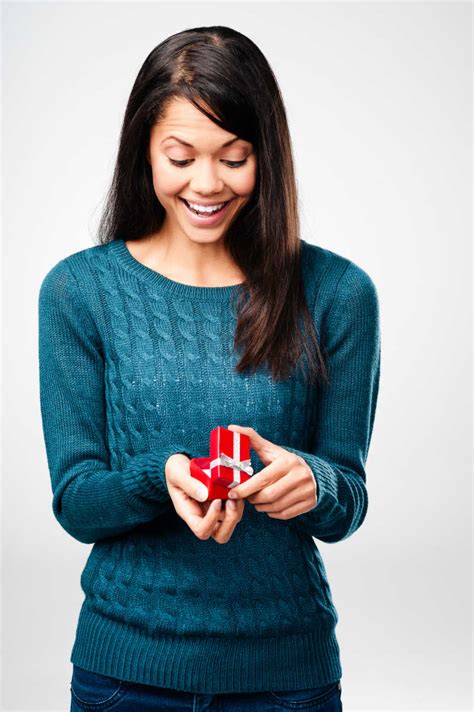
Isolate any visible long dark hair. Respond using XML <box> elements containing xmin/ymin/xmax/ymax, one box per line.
<box><xmin>97</xmin><ymin>26</ymin><xmax>328</xmax><ymax>387</ymax></box>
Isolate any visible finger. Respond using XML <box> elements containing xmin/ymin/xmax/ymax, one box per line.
<box><xmin>247</xmin><ymin>468</ymin><xmax>310</xmax><ymax>505</ymax></box>
<box><xmin>226</xmin><ymin>424</ymin><xmax>265</xmax><ymax>448</ymax></box>
<box><xmin>252</xmin><ymin>488</ymin><xmax>308</xmax><ymax>512</ymax></box>
<box><xmin>227</xmin><ymin>425</ymin><xmax>283</xmax><ymax>463</ymax></box>
<box><xmin>211</xmin><ymin>498</ymin><xmax>242</xmax><ymax>533</ymax></box>
<box><xmin>176</xmin><ymin>498</ymin><xmax>220</xmax><ymax>539</ymax></box>
<box><xmin>171</xmin><ymin>488</ymin><xmax>207</xmax><ymax>527</ymax></box>
<box><xmin>228</xmin><ymin>452</ymin><xmax>295</xmax><ymax>500</ymax></box>
<box><xmin>171</xmin><ymin>491</ymin><xmax>222</xmax><ymax>540</ymax></box>
<box><xmin>211</xmin><ymin>499</ymin><xmax>244</xmax><ymax>544</ymax></box>
<box><xmin>195</xmin><ymin>499</ymin><xmax>226</xmax><ymax>539</ymax></box>
<box><xmin>266</xmin><ymin>499</ymin><xmax>312</xmax><ymax>520</ymax></box>
<box><xmin>168</xmin><ymin>464</ymin><xmax>209</xmax><ymax>503</ymax></box>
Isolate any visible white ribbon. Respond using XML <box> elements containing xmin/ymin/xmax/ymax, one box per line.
<box><xmin>209</xmin><ymin>431</ymin><xmax>254</xmax><ymax>485</ymax></box>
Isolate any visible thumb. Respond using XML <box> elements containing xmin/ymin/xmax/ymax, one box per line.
<box><xmin>192</xmin><ymin>482</ymin><xmax>209</xmax><ymax>502</ymax></box>
<box><xmin>166</xmin><ymin>457</ymin><xmax>209</xmax><ymax>502</ymax></box>
<box><xmin>227</xmin><ymin>424</ymin><xmax>283</xmax><ymax>466</ymax></box>
<box><xmin>183</xmin><ymin>476</ymin><xmax>209</xmax><ymax>502</ymax></box>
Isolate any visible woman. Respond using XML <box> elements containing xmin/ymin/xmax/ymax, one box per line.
<box><xmin>38</xmin><ymin>25</ymin><xmax>381</xmax><ymax>711</ymax></box>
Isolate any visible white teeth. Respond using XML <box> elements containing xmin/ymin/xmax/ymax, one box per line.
<box><xmin>186</xmin><ymin>200</ymin><xmax>226</xmax><ymax>214</ymax></box>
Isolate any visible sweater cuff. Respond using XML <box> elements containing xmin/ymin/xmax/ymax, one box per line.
<box><xmin>121</xmin><ymin>445</ymin><xmax>193</xmax><ymax>503</ymax></box>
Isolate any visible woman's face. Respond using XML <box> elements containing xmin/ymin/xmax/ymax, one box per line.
<box><xmin>147</xmin><ymin>97</ymin><xmax>257</xmax><ymax>245</ymax></box>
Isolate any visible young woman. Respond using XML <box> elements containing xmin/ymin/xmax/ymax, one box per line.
<box><xmin>38</xmin><ymin>25</ymin><xmax>381</xmax><ymax>712</ymax></box>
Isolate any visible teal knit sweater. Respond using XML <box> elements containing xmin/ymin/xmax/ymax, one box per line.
<box><xmin>38</xmin><ymin>237</ymin><xmax>381</xmax><ymax>694</ymax></box>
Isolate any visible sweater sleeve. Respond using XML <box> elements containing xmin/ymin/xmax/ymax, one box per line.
<box><xmin>38</xmin><ymin>258</ymin><xmax>192</xmax><ymax>544</ymax></box>
<box><xmin>281</xmin><ymin>260</ymin><xmax>381</xmax><ymax>543</ymax></box>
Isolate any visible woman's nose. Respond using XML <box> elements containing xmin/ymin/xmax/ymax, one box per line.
<box><xmin>189</xmin><ymin>159</ymin><xmax>224</xmax><ymax>194</ymax></box>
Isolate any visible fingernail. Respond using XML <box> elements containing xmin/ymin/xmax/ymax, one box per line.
<box><xmin>227</xmin><ymin>499</ymin><xmax>237</xmax><ymax>510</ymax></box>
<box><xmin>228</xmin><ymin>491</ymin><xmax>237</xmax><ymax>499</ymax></box>
<box><xmin>197</xmin><ymin>486</ymin><xmax>208</xmax><ymax>501</ymax></box>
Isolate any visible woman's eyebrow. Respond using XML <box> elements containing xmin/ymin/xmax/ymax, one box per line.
<box><xmin>161</xmin><ymin>135</ymin><xmax>240</xmax><ymax>148</ymax></box>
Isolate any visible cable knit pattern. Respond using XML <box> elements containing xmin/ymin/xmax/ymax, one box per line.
<box><xmin>38</xmin><ymin>237</ymin><xmax>381</xmax><ymax>694</ymax></box>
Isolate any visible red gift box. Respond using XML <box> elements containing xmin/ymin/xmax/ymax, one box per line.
<box><xmin>190</xmin><ymin>426</ymin><xmax>254</xmax><ymax>500</ymax></box>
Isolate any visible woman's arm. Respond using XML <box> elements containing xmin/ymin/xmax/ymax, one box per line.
<box><xmin>38</xmin><ymin>258</ymin><xmax>191</xmax><ymax>544</ymax></box>
<box><xmin>282</xmin><ymin>260</ymin><xmax>381</xmax><ymax>543</ymax></box>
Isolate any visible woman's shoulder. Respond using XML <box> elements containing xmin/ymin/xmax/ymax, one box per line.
<box><xmin>38</xmin><ymin>243</ymin><xmax>118</xmax><ymax>343</ymax></box>
<box><xmin>301</xmin><ymin>237</ymin><xmax>349</xmax><ymax>275</ymax></box>
<box><xmin>300</xmin><ymin>238</ymin><xmax>379</xmax><ymax>312</ymax></box>
<box><xmin>38</xmin><ymin>243</ymin><xmax>116</xmax><ymax>328</ymax></box>
<box><xmin>39</xmin><ymin>241</ymin><xmax>113</xmax><ymax>288</ymax></box>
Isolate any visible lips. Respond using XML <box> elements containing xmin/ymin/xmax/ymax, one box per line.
<box><xmin>179</xmin><ymin>197</ymin><xmax>232</xmax><ymax>211</ymax></box>
<box><xmin>179</xmin><ymin>196</ymin><xmax>235</xmax><ymax>226</ymax></box>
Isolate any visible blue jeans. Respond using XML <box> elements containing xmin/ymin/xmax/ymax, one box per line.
<box><xmin>70</xmin><ymin>664</ymin><xmax>343</xmax><ymax>711</ymax></box>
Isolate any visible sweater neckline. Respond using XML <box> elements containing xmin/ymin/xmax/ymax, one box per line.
<box><xmin>110</xmin><ymin>238</ymin><xmax>246</xmax><ymax>301</ymax></box>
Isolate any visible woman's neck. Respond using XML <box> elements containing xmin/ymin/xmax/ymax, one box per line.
<box><xmin>124</xmin><ymin>234</ymin><xmax>245</xmax><ymax>288</ymax></box>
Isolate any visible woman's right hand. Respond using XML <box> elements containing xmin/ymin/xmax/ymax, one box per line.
<box><xmin>165</xmin><ymin>453</ymin><xmax>244</xmax><ymax>543</ymax></box>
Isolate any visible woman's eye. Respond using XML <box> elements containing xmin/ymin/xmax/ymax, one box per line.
<box><xmin>168</xmin><ymin>159</ymin><xmax>192</xmax><ymax>167</ymax></box>
<box><xmin>224</xmin><ymin>159</ymin><xmax>247</xmax><ymax>168</ymax></box>
<box><xmin>167</xmin><ymin>158</ymin><xmax>247</xmax><ymax>169</ymax></box>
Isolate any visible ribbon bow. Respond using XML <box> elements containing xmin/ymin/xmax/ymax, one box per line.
<box><xmin>219</xmin><ymin>453</ymin><xmax>254</xmax><ymax>476</ymax></box>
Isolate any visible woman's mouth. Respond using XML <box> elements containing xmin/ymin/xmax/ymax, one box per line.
<box><xmin>179</xmin><ymin>197</ymin><xmax>234</xmax><ymax>226</ymax></box>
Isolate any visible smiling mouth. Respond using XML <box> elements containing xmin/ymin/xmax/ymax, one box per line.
<box><xmin>179</xmin><ymin>197</ymin><xmax>233</xmax><ymax>215</ymax></box>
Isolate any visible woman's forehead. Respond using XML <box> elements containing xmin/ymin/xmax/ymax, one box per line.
<box><xmin>151</xmin><ymin>99</ymin><xmax>250</xmax><ymax>150</ymax></box>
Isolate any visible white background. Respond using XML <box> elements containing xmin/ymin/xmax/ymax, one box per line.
<box><xmin>2</xmin><ymin>1</ymin><xmax>472</xmax><ymax>710</ymax></box>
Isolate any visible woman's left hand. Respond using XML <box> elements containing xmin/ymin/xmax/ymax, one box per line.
<box><xmin>226</xmin><ymin>425</ymin><xmax>318</xmax><ymax>520</ymax></box>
